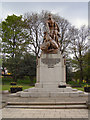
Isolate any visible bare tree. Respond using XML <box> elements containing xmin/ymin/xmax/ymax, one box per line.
<box><xmin>24</xmin><ymin>12</ymin><xmax>43</xmax><ymax>57</ymax></box>
<box><xmin>24</xmin><ymin>11</ymin><xmax>74</xmax><ymax>57</ymax></box>
<box><xmin>70</xmin><ymin>25</ymin><xmax>88</xmax><ymax>83</ymax></box>
<box><xmin>52</xmin><ymin>14</ymin><xmax>73</xmax><ymax>55</ymax></box>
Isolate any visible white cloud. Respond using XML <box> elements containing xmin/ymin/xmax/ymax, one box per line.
<box><xmin>1</xmin><ymin>2</ymin><xmax>88</xmax><ymax>28</ymax></box>
<box><xmin>74</xmin><ymin>18</ymin><xmax>88</xmax><ymax>28</ymax></box>
<box><xmin>66</xmin><ymin>17</ymin><xmax>88</xmax><ymax>28</ymax></box>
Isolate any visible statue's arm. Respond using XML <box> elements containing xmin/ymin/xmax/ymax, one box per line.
<box><xmin>56</xmin><ymin>23</ymin><xmax>60</xmax><ymax>32</ymax></box>
<box><xmin>46</xmin><ymin>21</ymin><xmax>50</xmax><ymax>33</ymax></box>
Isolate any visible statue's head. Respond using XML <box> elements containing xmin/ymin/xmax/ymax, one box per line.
<box><xmin>48</xmin><ymin>14</ymin><xmax>52</xmax><ymax>20</ymax></box>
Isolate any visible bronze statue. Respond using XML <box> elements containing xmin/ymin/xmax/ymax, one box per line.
<box><xmin>41</xmin><ymin>14</ymin><xmax>60</xmax><ymax>53</ymax></box>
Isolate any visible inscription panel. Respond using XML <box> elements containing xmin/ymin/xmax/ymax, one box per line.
<box><xmin>41</xmin><ymin>58</ymin><xmax>60</xmax><ymax>68</ymax></box>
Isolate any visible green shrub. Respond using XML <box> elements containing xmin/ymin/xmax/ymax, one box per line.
<box><xmin>2</xmin><ymin>76</ymin><xmax>36</xmax><ymax>86</ymax></box>
<box><xmin>84</xmin><ymin>85</ymin><xmax>90</xmax><ymax>87</ymax></box>
<box><xmin>68</xmin><ymin>80</ymin><xmax>89</xmax><ymax>87</ymax></box>
<box><xmin>68</xmin><ymin>81</ymin><xmax>80</xmax><ymax>86</ymax></box>
<box><xmin>2</xmin><ymin>76</ymin><xmax>12</xmax><ymax>85</ymax></box>
<box><xmin>10</xmin><ymin>82</ymin><xmax>16</xmax><ymax>85</ymax></box>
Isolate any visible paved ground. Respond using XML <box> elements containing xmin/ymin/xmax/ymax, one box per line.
<box><xmin>2</xmin><ymin>108</ymin><xmax>89</xmax><ymax>118</ymax></box>
<box><xmin>1</xmin><ymin>93</ymin><xmax>89</xmax><ymax>119</ymax></box>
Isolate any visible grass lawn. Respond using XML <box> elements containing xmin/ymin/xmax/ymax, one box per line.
<box><xmin>1</xmin><ymin>76</ymin><xmax>85</xmax><ymax>92</ymax></box>
<box><xmin>72</xmin><ymin>87</ymin><xmax>84</xmax><ymax>91</ymax></box>
<box><xmin>2</xmin><ymin>86</ymin><xmax>84</xmax><ymax>91</ymax></box>
<box><xmin>1</xmin><ymin>76</ymin><xmax>35</xmax><ymax>91</ymax></box>
<box><xmin>1</xmin><ymin>84</ymin><xmax>33</xmax><ymax>91</ymax></box>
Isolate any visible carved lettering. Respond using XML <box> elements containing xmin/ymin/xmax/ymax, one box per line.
<box><xmin>41</xmin><ymin>58</ymin><xmax>60</xmax><ymax>68</ymax></box>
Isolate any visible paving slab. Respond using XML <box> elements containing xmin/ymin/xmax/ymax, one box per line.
<box><xmin>2</xmin><ymin>108</ymin><xmax>88</xmax><ymax>118</ymax></box>
<box><xmin>1</xmin><ymin>93</ymin><xmax>89</xmax><ymax>119</ymax></box>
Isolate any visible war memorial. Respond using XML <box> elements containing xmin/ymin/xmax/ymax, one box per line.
<box><xmin>2</xmin><ymin>14</ymin><xmax>89</xmax><ymax>119</ymax></box>
<box><xmin>11</xmin><ymin>14</ymin><xmax>88</xmax><ymax>98</ymax></box>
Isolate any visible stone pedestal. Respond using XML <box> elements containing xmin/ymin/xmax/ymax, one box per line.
<box><xmin>36</xmin><ymin>51</ymin><xmax>66</xmax><ymax>89</ymax></box>
<box><xmin>14</xmin><ymin>51</ymin><xmax>87</xmax><ymax>98</ymax></box>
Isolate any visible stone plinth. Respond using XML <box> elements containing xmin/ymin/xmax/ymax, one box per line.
<box><xmin>36</xmin><ymin>51</ymin><xmax>66</xmax><ymax>89</ymax></box>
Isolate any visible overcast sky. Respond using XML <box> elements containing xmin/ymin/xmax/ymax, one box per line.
<box><xmin>1</xmin><ymin>2</ymin><xmax>88</xmax><ymax>28</ymax></box>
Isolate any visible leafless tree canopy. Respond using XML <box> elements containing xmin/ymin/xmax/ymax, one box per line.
<box><xmin>23</xmin><ymin>11</ymin><xmax>78</xmax><ymax>57</ymax></box>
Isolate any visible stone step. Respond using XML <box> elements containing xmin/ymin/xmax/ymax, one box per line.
<box><xmin>1</xmin><ymin>100</ymin><xmax>7</xmax><ymax>108</ymax></box>
<box><xmin>8</xmin><ymin>93</ymin><xmax>21</xmax><ymax>97</ymax></box>
<box><xmin>9</xmin><ymin>91</ymin><xmax>87</xmax><ymax>98</ymax></box>
<box><xmin>20</xmin><ymin>91</ymin><xmax>85</xmax><ymax>98</ymax></box>
<box><xmin>7</xmin><ymin>101</ymin><xmax>86</xmax><ymax>105</ymax></box>
<box><xmin>2</xmin><ymin>103</ymin><xmax>7</xmax><ymax>108</ymax></box>
<box><xmin>6</xmin><ymin>104</ymin><xmax>88</xmax><ymax>109</ymax></box>
<box><xmin>27</xmin><ymin>87</ymin><xmax>73</xmax><ymax>92</ymax></box>
<box><xmin>72</xmin><ymin>89</ymin><xmax>78</xmax><ymax>91</ymax></box>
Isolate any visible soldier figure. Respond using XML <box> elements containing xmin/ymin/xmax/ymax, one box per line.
<box><xmin>41</xmin><ymin>14</ymin><xmax>60</xmax><ymax>53</ymax></box>
<box><xmin>46</xmin><ymin>14</ymin><xmax>60</xmax><ymax>36</ymax></box>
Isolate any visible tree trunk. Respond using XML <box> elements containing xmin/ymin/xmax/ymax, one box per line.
<box><xmin>13</xmin><ymin>75</ymin><xmax>17</xmax><ymax>83</ymax></box>
<box><xmin>79</xmin><ymin>62</ymin><xmax>83</xmax><ymax>84</ymax></box>
<box><xmin>29</xmin><ymin>76</ymin><xmax>34</xmax><ymax>86</ymax></box>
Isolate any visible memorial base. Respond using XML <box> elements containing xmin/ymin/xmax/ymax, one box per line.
<box><xmin>36</xmin><ymin>51</ymin><xmax>66</xmax><ymax>89</ymax></box>
<box><xmin>13</xmin><ymin>52</ymin><xmax>87</xmax><ymax>98</ymax></box>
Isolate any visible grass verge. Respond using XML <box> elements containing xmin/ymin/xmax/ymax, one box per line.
<box><xmin>72</xmin><ymin>87</ymin><xmax>84</xmax><ymax>91</ymax></box>
<box><xmin>1</xmin><ymin>84</ymin><xmax>33</xmax><ymax>91</ymax></box>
